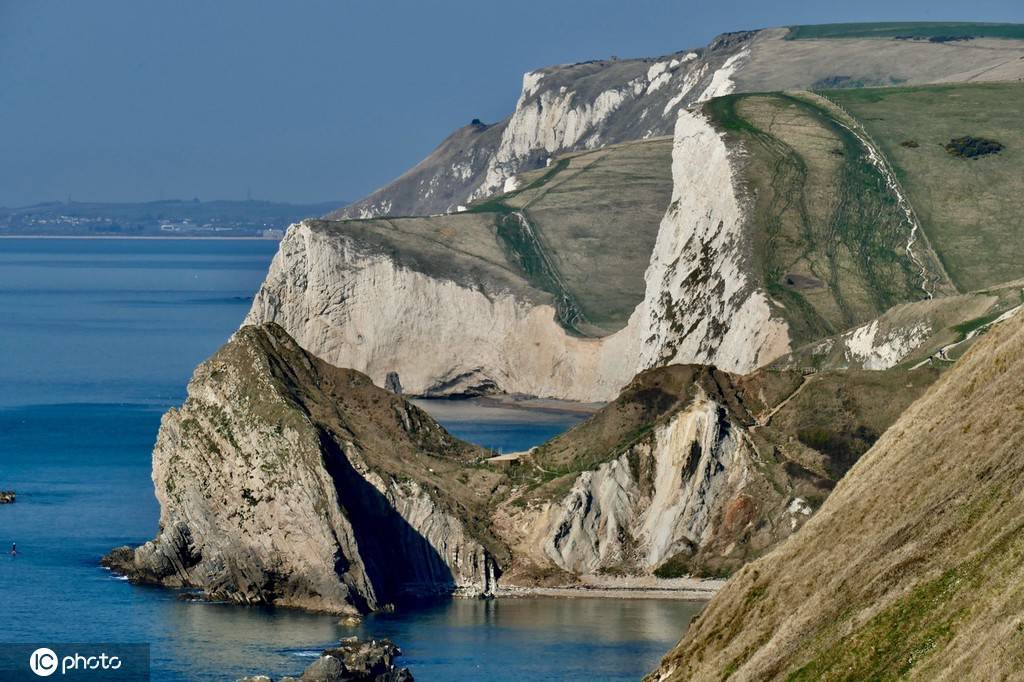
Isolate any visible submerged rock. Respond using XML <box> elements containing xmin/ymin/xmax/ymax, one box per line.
<box><xmin>238</xmin><ymin>637</ymin><xmax>412</xmax><ymax>682</ymax></box>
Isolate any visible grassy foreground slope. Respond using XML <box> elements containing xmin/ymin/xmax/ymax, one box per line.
<box><xmin>829</xmin><ymin>83</ymin><xmax>1024</xmax><ymax>291</ymax></box>
<box><xmin>646</xmin><ymin>312</ymin><xmax>1024</xmax><ymax>681</ymax></box>
<box><xmin>786</xmin><ymin>21</ymin><xmax>1024</xmax><ymax>41</ymax></box>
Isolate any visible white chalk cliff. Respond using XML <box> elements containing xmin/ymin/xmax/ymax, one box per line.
<box><xmin>247</xmin><ymin>110</ymin><xmax>791</xmax><ymax>402</ymax></box>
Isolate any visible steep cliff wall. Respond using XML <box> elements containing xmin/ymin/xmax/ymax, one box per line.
<box><xmin>539</xmin><ymin>394</ymin><xmax>756</xmax><ymax>576</ymax></box>
<box><xmin>631</xmin><ymin>109</ymin><xmax>790</xmax><ymax>372</ymax></box>
<box><xmin>103</xmin><ymin>324</ymin><xmax>504</xmax><ymax>614</ymax></box>
<box><xmin>105</xmin><ymin>325</ymin><xmax>940</xmax><ymax>614</ymax></box>
<box><xmin>249</xmin><ymin>110</ymin><xmax>790</xmax><ymax>401</ymax></box>
<box><xmin>333</xmin><ymin>31</ymin><xmax>756</xmax><ymax>219</ymax></box>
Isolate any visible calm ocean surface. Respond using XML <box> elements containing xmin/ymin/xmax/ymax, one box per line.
<box><xmin>0</xmin><ymin>238</ymin><xmax>699</xmax><ymax>681</ymax></box>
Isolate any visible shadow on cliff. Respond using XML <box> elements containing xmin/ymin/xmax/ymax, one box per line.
<box><xmin>318</xmin><ymin>430</ymin><xmax>457</xmax><ymax>611</ymax></box>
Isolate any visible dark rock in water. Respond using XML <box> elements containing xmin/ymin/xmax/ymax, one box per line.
<box><xmin>238</xmin><ymin>637</ymin><xmax>412</xmax><ymax>682</ymax></box>
<box><xmin>384</xmin><ymin>371</ymin><xmax>403</xmax><ymax>395</ymax></box>
<box><xmin>0</xmin><ymin>491</ymin><xmax>15</xmax><ymax>504</ymax></box>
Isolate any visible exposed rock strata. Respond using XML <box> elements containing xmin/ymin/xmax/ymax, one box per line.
<box><xmin>334</xmin><ymin>33</ymin><xmax>756</xmax><ymax>219</ymax></box>
<box><xmin>491</xmin><ymin>363</ymin><xmax>936</xmax><ymax>581</ymax></box>
<box><xmin>104</xmin><ymin>320</ymin><xmax>941</xmax><ymax>616</ymax></box>
<box><xmin>103</xmin><ymin>323</ymin><xmax>504</xmax><ymax>614</ymax></box>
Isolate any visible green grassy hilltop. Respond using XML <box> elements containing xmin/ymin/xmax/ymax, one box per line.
<box><xmin>786</xmin><ymin>21</ymin><xmax>1024</xmax><ymax>41</ymax></box>
<box><xmin>828</xmin><ymin>82</ymin><xmax>1024</xmax><ymax>291</ymax></box>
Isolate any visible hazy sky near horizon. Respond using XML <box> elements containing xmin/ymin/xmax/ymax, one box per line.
<box><xmin>3</xmin><ymin>0</ymin><xmax>1023</xmax><ymax>207</ymax></box>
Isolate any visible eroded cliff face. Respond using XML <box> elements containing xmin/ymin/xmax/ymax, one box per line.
<box><xmin>631</xmin><ymin>109</ymin><xmax>790</xmax><ymax>372</ymax></box>
<box><xmin>103</xmin><ymin>324</ymin><xmax>503</xmax><ymax>614</ymax></box>
<box><xmin>539</xmin><ymin>394</ymin><xmax>754</xmax><ymax>575</ymax></box>
<box><xmin>244</xmin><ymin>222</ymin><xmax>634</xmax><ymax>400</ymax></box>
<box><xmin>248</xmin><ymin>110</ymin><xmax>790</xmax><ymax>402</ymax></box>
<box><xmin>333</xmin><ymin>27</ymin><xmax>1024</xmax><ymax>221</ymax></box>
<box><xmin>105</xmin><ymin>324</ymin><xmax>936</xmax><ymax>613</ymax></box>
<box><xmin>334</xmin><ymin>32</ymin><xmax>757</xmax><ymax>219</ymax></box>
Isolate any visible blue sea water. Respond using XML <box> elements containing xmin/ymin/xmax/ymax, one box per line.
<box><xmin>0</xmin><ymin>238</ymin><xmax>700</xmax><ymax>681</ymax></box>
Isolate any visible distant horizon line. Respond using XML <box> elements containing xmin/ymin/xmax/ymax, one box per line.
<box><xmin>2</xmin><ymin>197</ymin><xmax>349</xmax><ymax>210</ymax></box>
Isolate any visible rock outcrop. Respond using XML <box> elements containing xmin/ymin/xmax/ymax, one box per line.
<box><xmin>105</xmin><ymin>321</ymin><xmax>942</xmax><ymax>612</ymax></box>
<box><xmin>103</xmin><ymin>323</ymin><xmax>504</xmax><ymax>614</ymax></box>
<box><xmin>239</xmin><ymin>637</ymin><xmax>412</xmax><ymax>682</ymax></box>
<box><xmin>333</xmin><ymin>33</ymin><xmax>753</xmax><ymax>219</ymax></box>
<box><xmin>646</xmin><ymin>313</ymin><xmax>1024</xmax><ymax>681</ymax></box>
<box><xmin>491</xmin><ymin>362</ymin><xmax>938</xmax><ymax>581</ymax></box>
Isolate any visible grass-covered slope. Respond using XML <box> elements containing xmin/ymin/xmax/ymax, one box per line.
<box><xmin>786</xmin><ymin>22</ymin><xmax>1024</xmax><ymax>41</ymax></box>
<box><xmin>647</xmin><ymin>312</ymin><xmax>1024</xmax><ymax>681</ymax></box>
<box><xmin>468</xmin><ymin>138</ymin><xmax>673</xmax><ymax>335</ymax></box>
<box><xmin>828</xmin><ymin>82</ymin><xmax>1024</xmax><ymax>292</ymax></box>
<box><xmin>704</xmin><ymin>92</ymin><xmax>951</xmax><ymax>347</ymax></box>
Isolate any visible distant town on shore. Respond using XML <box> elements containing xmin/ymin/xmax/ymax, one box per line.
<box><xmin>0</xmin><ymin>198</ymin><xmax>345</xmax><ymax>238</ymax></box>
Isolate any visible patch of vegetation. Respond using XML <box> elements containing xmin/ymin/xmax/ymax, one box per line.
<box><xmin>951</xmin><ymin>310</ymin><xmax>1005</xmax><ymax>341</ymax></box>
<box><xmin>465</xmin><ymin>159</ymin><xmax>570</xmax><ymax>215</ymax></box>
<box><xmin>786</xmin><ymin>22</ymin><xmax>1024</xmax><ymax>41</ymax></box>
<box><xmin>705</xmin><ymin>95</ymin><xmax>763</xmax><ymax>135</ymax></box>
<box><xmin>492</xmin><ymin>208</ymin><xmax>585</xmax><ymax>333</ymax></box>
<box><xmin>786</xmin><ymin>567</ymin><xmax>964</xmax><ymax>681</ymax></box>
<box><xmin>797</xmin><ymin>425</ymin><xmax>879</xmax><ymax>475</ymax></box>
<box><xmin>944</xmin><ymin>136</ymin><xmax>1004</xmax><ymax>159</ymax></box>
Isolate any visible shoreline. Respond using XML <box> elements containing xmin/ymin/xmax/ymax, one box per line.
<box><xmin>495</xmin><ymin>576</ymin><xmax>725</xmax><ymax>602</ymax></box>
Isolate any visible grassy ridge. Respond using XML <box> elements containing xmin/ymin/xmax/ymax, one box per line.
<box><xmin>786</xmin><ymin>22</ymin><xmax>1024</xmax><ymax>41</ymax></box>
<box><xmin>706</xmin><ymin>92</ymin><xmax>926</xmax><ymax>346</ymax></box>
<box><xmin>829</xmin><ymin>82</ymin><xmax>1024</xmax><ymax>291</ymax></box>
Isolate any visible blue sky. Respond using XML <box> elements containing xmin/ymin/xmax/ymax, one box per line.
<box><xmin>2</xmin><ymin>0</ymin><xmax>1022</xmax><ymax>206</ymax></box>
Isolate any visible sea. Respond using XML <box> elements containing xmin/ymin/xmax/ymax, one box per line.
<box><xmin>0</xmin><ymin>238</ymin><xmax>701</xmax><ymax>681</ymax></box>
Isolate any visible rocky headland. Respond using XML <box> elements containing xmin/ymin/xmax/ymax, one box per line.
<box><xmin>105</xmin><ymin>321</ymin><xmax>939</xmax><ymax>609</ymax></box>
